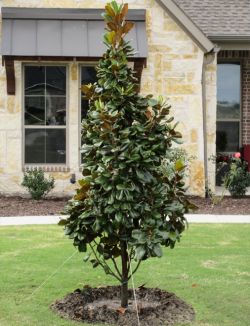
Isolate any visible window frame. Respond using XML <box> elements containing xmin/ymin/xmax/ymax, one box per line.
<box><xmin>78</xmin><ymin>62</ymin><xmax>98</xmax><ymax>167</ymax></box>
<box><xmin>216</xmin><ymin>60</ymin><xmax>242</xmax><ymax>154</ymax></box>
<box><xmin>22</xmin><ymin>63</ymin><xmax>69</xmax><ymax>169</ymax></box>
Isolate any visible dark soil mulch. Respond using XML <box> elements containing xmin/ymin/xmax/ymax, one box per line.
<box><xmin>0</xmin><ymin>196</ymin><xmax>69</xmax><ymax>217</ymax></box>
<box><xmin>0</xmin><ymin>195</ymin><xmax>250</xmax><ymax>216</ymax></box>
<box><xmin>191</xmin><ymin>196</ymin><xmax>250</xmax><ymax>215</ymax></box>
<box><xmin>51</xmin><ymin>286</ymin><xmax>195</xmax><ymax>326</ymax></box>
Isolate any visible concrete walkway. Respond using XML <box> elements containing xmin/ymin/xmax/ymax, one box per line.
<box><xmin>0</xmin><ymin>215</ymin><xmax>62</xmax><ymax>226</ymax></box>
<box><xmin>187</xmin><ymin>214</ymin><xmax>250</xmax><ymax>223</ymax></box>
<box><xmin>0</xmin><ymin>214</ymin><xmax>250</xmax><ymax>226</ymax></box>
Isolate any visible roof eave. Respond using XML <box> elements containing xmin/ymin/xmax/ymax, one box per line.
<box><xmin>209</xmin><ymin>35</ymin><xmax>250</xmax><ymax>42</ymax></box>
<box><xmin>2</xmin><ymin>7</ymin><xmax>146</xmax><ymax>21</ymax></box>
<box><xmin>157</xmin><ymin>0</ymin><xmax>214</xmax><ymax>53</ymax></box>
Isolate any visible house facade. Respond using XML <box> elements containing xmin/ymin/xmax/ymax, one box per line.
<box><xmin>0</xmin><ymin>0</ymin><xmax>249</xmax><ymax>197</ymax></box>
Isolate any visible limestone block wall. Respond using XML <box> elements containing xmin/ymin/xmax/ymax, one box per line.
<box><xmin>204</xmin><ymin>53</ymin><xmax>217</xmax><ymax>192</ymax></box>
<box><xmin>0</xmin><ymin>0</ymin><xmax>206</xmax><ymax>197</ymax></box>
<box><xmin>141</xmin><ymin>3</ymin><xmax>205</xmax><ymax>196</ymax></box>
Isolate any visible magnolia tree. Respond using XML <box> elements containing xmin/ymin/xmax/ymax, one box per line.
<box><xmin>60</xmin><ymin>1</ymin><xmax>193</xmax><ymax>308</ymax></box>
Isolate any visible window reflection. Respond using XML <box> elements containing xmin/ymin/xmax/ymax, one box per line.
<box><xmin>25</xmin><ymin>97</ymin><xmax>45</xmax><ymax>125</ymax></box>
<box><xmin>81</xmin><ymin>99</ymin><xmax>89</xmax><ymax>119</ymax></box>
<box><xmin>81</xmin><ymin>66</ymin><xmax>97</xmax><ymax>122</ymax></box>
<box><xmin>25</xmin><ymin>129</ymin><xmax>66</xmax><ymax>164</ymax></box>
<box><xmin>46</xmin><ymin>129</ymin><xmax>66</xmax><ymax>163</ymax></box>
<box><xmin>25</xmin><ymin>129</ymin><xmax>46</xmax><ymax>163</ymax></box>
<box><xmin>24</xmin><ymin>65</ymin><xmax>67</xmax><ymax>164</ymax></box>
<box><xmin>25</xmin><ymin>66</ymin><xmax>45</xmax><ymax>96</ymax></box>
<box><xmin>80</xmin><ymin>66</ymin><xmax>97</xmax><ymax>163</ymax></box>
<box><xmin>216</xmin><ymin>63</ymin><xmax>241</xmax><ymax>154</ymax></box>
<box><xmin>46</xmin><ymin>97</ymin><xmax>66</xmax><ymax>125</ymax></box>
<box><xmin>46</xmin><ymin>66</ymin><xmax>66</xmax><ymax>95</ymax></box>
<box><xmin>216</xmin><ymin>122</ymin><xmax>240</xmax><ymax>152</ymax></box>
<box><xmin>217</xmin><ymin>63</ymin><xmax>240</xmax><ymax>119</ymax></box>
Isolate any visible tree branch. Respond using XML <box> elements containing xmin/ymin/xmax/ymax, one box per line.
<box><xmin>128</xmin><ymin>260</ymin><xmax>142</xmax><ymax>280</ymax></box>
<box><xmin>89</xmin><ymin>243</ymin><xmax>122</xmax><ymax>282</ymax></box>
<box><xmin>111</xmin><ymin>256</ymin><xmax>122</xmax><ymax>278</ymax></box>
<box><xmin>129</xmin><ymin>247</ymin><xmax>135</xmax><ymax>261</ymax></box>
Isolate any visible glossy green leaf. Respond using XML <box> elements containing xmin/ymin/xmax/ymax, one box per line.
<box><xmin>90</xmin><ymin>259</ymin><xmax>99</xmax><ymax>268</ymax></box>
<box><xmin>83</xmin><ymin>253</ymin><xmax>91</xmax><ymax>262</ymax></box>
<box><xmin>175</xmin><ymin>159</ymin><xmax>185</xmax><ymax>171</ymax></box>
<box><xmin>78</xmin><ymin>242</ymin><xmax>87</xmax><ymax>252</ymax></box>
<box><xmin>152</xmin><ymin>244</ymin><xmax>162</xmax><ymax>257</ymax></box>
<box><xmin>115</xmin><ymin>212</ymin><xmax>123</xmax><ymax>222</ymax></box>
<box><xmin>135</xmin><ymin>246</ymin><xmax>146</xmax><ymax>260</ymax></box>
<box><xmin>58</xmin><ymin>219</ymin><xmax>67</xmax><ymax>226</ymax></box>
<box><xmin>148</xmin><ymin>98</ymin><xmax>158</xmax><ymax>107</ymax></box>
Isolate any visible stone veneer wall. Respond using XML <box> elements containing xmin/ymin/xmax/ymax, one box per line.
<box><xmin>0</xmin><ymin>0</ymin><xmax>206</xmax><ymax>197</ymax></box>
<box><xmin>205</xmin><ymin>53</ymin><xmax>217</xmax><ymax>193</ymax></box>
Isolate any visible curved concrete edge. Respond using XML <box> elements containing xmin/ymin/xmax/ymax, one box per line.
<box><xmin>0</xmin><ymin>214</ymin><xmax>250</xmax><ymax>226</ymax></box>
<box><xmin>0</xmin><ymin>215</ymin><xmax>63</xmax><ymax>226</ymax></box>
<box><xmin>187</xmin><ymin>214</ymin><xmax>250</xmax><ymax>223</ymax></box>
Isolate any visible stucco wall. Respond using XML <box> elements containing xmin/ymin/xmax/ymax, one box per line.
<box><xmin>0</xmin><ymin>0</ymin><xmax>206</xmax><ymax>197</ymax></box>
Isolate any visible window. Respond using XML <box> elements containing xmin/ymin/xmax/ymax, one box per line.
<box><xmin>80</xmin><ymin>66</ymin><xmax>97</xmax><ymax>162</ymax></box>
<box><xmin>24</xmin><ymin>65</ymin><xmax>67</xmax><ymax>164</ymax></box>
<box><xmin>80</xmin><ymin>66</ymin><xmax>97</xmax><ymax>120</ymax></box>
<box><xmin>216</xmin><ymin>63</ymin><xmax>241</xmax><ymax>153</ymax></box>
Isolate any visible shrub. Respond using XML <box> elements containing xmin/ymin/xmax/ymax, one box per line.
<box><xmin>161</xmin><ymin>148</ymin><xmax>196</xmax><ymax>181</ymax></box>
<box><xmin>222</xmin><ymin>155</ymin><xmax>250</xmax><ymax>197</ymax></box>
<box><xmin>60</xmin><ymin>1</ymin><xmax>194</xmax><ymax>308</ymax></box>
<box><xmin>22</xmin><ymin>168</ymin><xmax>55</xmax><ymax>200</ymax></box>
<box><xmin>214</xmin><ymin>154</ymin><xmax>231</xmax><ymax>186</ymax></box>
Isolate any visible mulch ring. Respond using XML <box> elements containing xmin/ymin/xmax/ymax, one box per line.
<box><xmin>51</xmin><ymin>285</ymin><xmax>195</xmax><ymax>326</ymax></box>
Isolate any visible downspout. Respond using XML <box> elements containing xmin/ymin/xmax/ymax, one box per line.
<box><xmin>202</xmin><ymin>47</ymin><xmax>219</xmax><ymax>197</ymax></box>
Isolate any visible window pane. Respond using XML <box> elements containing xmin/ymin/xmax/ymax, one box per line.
<box><xmin>80</xmin><ymin>66</ymin><xmax>97</xmax><ymax>163</ymax></box>
<box><xmin>81</xmin><ymin>66</ymin><xmax>97</xmax><ymax>121</ymax></box>
<box><xmin>25</xmin><ymin>129</ymin><xmax>45</xmax><ymax>163</ymax></box>
<box><xmin>46</xmin><ymin>129</ymin><xmax>66</xmax><ymax>164</ymax></box>
<box><xmin>81</xmin><ymin>99</ymin><xmax>89</xmax><ymax>119</ymax></box>
<box><xmin>46</xmin><ymin>96</ymin><xmax>66</xmax><ymax>125</ymax></box>
<box><xmin>217</xmin><ymin>63</ymin><xmax>240</xmax><ymax>119</ymax></box>
<box><xmin>25</xmin><ymin>66</ymin><xmax>45</xmax><ymax>96</ymax></box>
<box><xmin>81</xmin><ymin>66</ymin><xmax>97</xmax><ymax>85</ymax></box>
<box><xmin>46</xmin><ymin>66</ymin><xmax>66</xmax><ymax>95</ymax></box>
<box><xmin>25</xmin><ymin>96</ymin><xmax>45</xmax><ymax>125</ymax></box>
<box><xmin>25</xmin><ymin>129</ymin><xmax>66</xmax><ymax>164</ymax></box>
<box><xmin>216</xmin><ymin>121</ymin><xmax>239</xmax><ymax>152</ymax></box>
<box><xmin>24</xmin><ymin>65</ymin><xmax>67</xmax><ymax>165</ymax></box>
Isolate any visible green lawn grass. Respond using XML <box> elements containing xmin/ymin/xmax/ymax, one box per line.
<box><xmin>0</xmin><ymin>224</ymin><xmax>249</xmax><ymax>326</ymax></box>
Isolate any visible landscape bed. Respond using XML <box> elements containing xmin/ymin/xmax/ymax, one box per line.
<box><xmin>1</xmin><ymin>196</ymin><xmax>250</xmax><ymax>216</ymax></box>
<box><xmin>0</xmin><ymin>224</ymin><xmax>249</xmax><ymax>326</ymax></box>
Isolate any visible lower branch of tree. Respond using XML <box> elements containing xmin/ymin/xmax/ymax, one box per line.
<box><xmin>89</xmin><ymin>243</ymin><xmax>122</xmax><ymax>282</ymax></box>
<box><xmin>111</xmin><ymin>256</ymin><xmax>122</xmax><ymax>278</ymax></box>
<box><xmin>128</xmin><ymin>260</ymin><xmax>142</xmax><ymax>280</ymax></box>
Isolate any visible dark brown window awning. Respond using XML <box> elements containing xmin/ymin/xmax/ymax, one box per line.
<box><xmin>1</xmin><ymin>7</ymin><xmax>148</xmax><ymax>94</ymax></box>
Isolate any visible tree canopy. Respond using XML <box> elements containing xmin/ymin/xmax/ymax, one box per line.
<box><xmin>60</xmin><ymin>0</ymin><xmax>193</xmax><ymax>308</ymax></box>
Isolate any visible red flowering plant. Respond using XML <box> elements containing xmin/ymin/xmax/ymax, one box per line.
<box><xmin>216</xmin><ymin>154</ymin><xmax>230</xmax><ymax>164</ymax></box>
<box><xmin>234</xmin><ymin>152</ymin><xmax>241</xmax><ymax>159</ymax></box>
<box><xmin>213</xmin><ymin>152</ymin><xmax>250</xmax><ymax>197</ymax></box>
<box><xmin>210</xmin><ymin>153</ymin><xmax>231</xmax><ymax>186</ymax></box>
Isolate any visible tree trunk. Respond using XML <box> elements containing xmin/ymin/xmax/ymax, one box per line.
<box><xmin>120</xmin><ymin>240</ymin><xmax>129</xmax><ymax>308</ymax></box>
